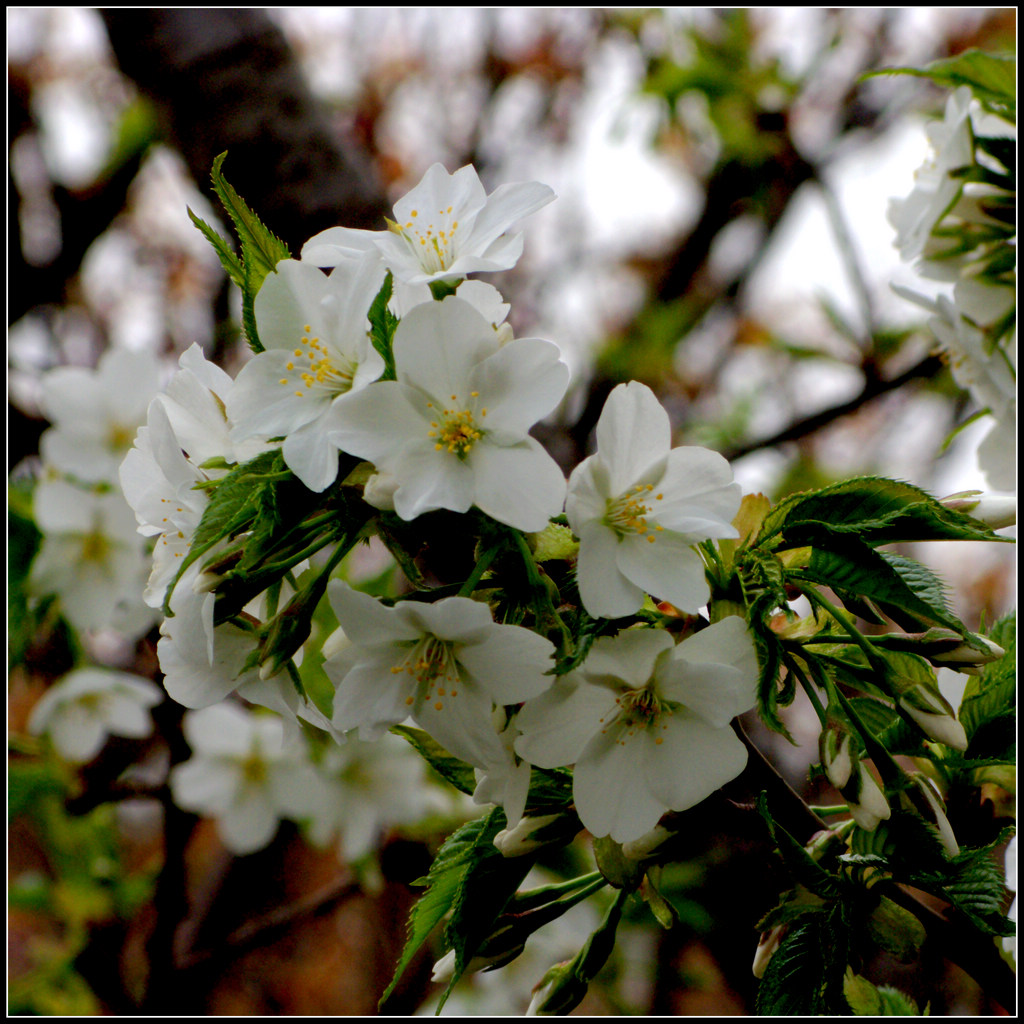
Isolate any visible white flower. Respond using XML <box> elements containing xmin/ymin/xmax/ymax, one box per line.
<box><xmin>119</xmin><ymin>401</ymin><xmax>211</xmax><ymax>608</ymax></box>
<box><xmin>324</xmin><ymin>580</ymin><xmax>556</xmax><ymax>770</ymax></box>
<box><xmin>301</xmin><ymin>162</ymin><xmax>554</xmax><ymax>286</ymax></box>
<box><xmin>888</xmin><ymin>87</ymin><xmax>974</xmax><ymax>264</ymax></box>
<box><xmin>156</xmin><ymin>566</ymin><xmax>259</xmax><ymax>709</ymax></box>
<box><xmin>514</xmin><ymin>617</ymin><xmax>758</xmax><ymax>844</ymax></box>
<box><xmin>303</xmin><ymin>732</ymin><xmax>443</xmax><ymax>861</ymax></box>
<box><xmin>328</xmin><ymin>296</ymin><xmax>569</xmax><ymax>532</ymax></box>
<box><xmin>157</xmin><ymin>343</ymin><xmax>271</xmax><ymax>468</ymax></box>
<box><xmin>28</xmin><ymin>668</ymin><xmax>161</xmax><ymax>762</ymax></box>
<box><xmin>39</xmin><ymin>347</ymin><xmax>164</xmax><ymax>485</ymax></box>
<box><xmin>30</xmin><ymin>478</ymin><xmax>153</xmax><ymax>636</ymax></box>
<box><xmin>170</xmin><ymin>702</ymin><xmax>323</xmax><ymax>855</ymax></box>
<box><xmin>566</xmin><ymin>382</ymin><xmax>741</xmax><ymax>619</ymax></box>
<box><xmin>472</xmin><ymin>707</ymin><xmax>533</xmax><ymax>830</ymax></box>
<box><xmin>226</xmin><ymin>257</ymin><xmax>386</xmax><ymax>492</ymax></box>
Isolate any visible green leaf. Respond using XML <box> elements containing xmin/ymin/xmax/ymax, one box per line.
<box><xmin>391</xmin><ymin>726</ymin><xmax>477</xmax><ymax>795</ymax></box>
<box><xmin>438</xmin><ymin>809</ymin><xmax>537</xmax><ymax>1009</ymax></box>
<box><xmin>187</xmin><ymin>208</ymin><xmax>245</xmax><ymax>288</ymax></box>
<box><xmin>796</xmin><ymin>540</ymin><xmax>969</xmax><ymax>636</ymax></box>
<box><xmin>765</xmin><ymin>477</ymin><xmax>1002</xmax><ymax>548</ymax></box>
<box><xmin>524</xmin><ymin>765</ymin><xmax>575</xmax><ymax>814</ymax></box>
<box><xmin>379</xmin><ymin>814</ymin><xmax>493</xmax><ymax>1008</ymax></box>
<box><xmin>209</xmin><ymin>152</ymin><xmax>290</xmax><ymax>283</ymax></box>
<box><xmin>756</xmin><ymin>914</ymin><xmax>840</xmax><ymax>1015</ymax></box>
<box><xmin>380</xmin><ymin>809</ymin><xmax>537</xmax><ymax>1012</ymax></box>
<box><xmin>870</xmin><ymin>50</ymin><xmax>1015</xmax><ymax>121</ymax></box>
<box><xmin>844</xmin><ymin>970</ymin><xmax>921</xmax><ymax>1015</ymax></box>
<box><xmin>960</xmin><ymin>613</ymin><xmax>1015</xmax><ymax>740</ymax></box>
<box><xmin>367</xmin><ymin>272</ymin><xmax>399</xmax><ymax>381</ymax></box>
<box><xmin>845</xmin><ymin>697</ymin><xmax>923</xmax><ymax>756</ymax></box>
<box><xmin>757</xmin><ymin>793</ymin><xmax>839</xmax><ymax>899</ymax></box>
<box><xmin>208</xmin><ymin>152</ymin><xmax>292</xmax><ymax>352</ymax></box>
<box><xmin>161</xmin><ymin>450</ymin><xmax>290</xmax><ymax>615</ymax></box>
<box><xmin>8</xmin><ymin>759</ymin><xmax>67</xmax><ymax>820</ymax></box>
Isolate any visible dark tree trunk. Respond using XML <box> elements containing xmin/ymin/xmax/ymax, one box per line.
<box><xmin>99</xmin><ymin>9</ymin><xmax>389</xmax><ymax>252</ymax></box>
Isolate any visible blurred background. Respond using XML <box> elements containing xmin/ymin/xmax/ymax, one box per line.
<box><xmin>8</xmin><ymin>8</ymin><xmax>1016</xmax><ymax>1015</ymax></box>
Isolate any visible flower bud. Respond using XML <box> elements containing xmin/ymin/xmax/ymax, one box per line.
<box><xmin>526</xmin><ymin>961</ymin><xmax>587</xmax><ymax>1016</ymax></box>
<box><xmin>819</xmin><ymin>721</ymin><xmax>855</xmax><ymax>790</ymax></box>
<box><xmin>363</xmin><ymin>471</ymin><xmax>398</xmax><ymax>511</ymax></box>
<box><xmin>493</xmin><ymin>813</ymin><xmax>566</xmax><ymax>858</ymax></box>
<box><xmin>752</xmin><ymin>924</ymin><xmax>787</xmax><ymax>979</ymax></box>
<box><xmin>941</xmin><ymin>491</ymin><xmax>1016</xmax><ymax>529</ymax></box>
<box><xmin>898</xmin><ymin>684</ymin><xmax>968</xmax><ymax>750</ymax></box>
<box><xmin>927</xmin><ymin>634</ymin><xmax>1005</xmax><ymax>674</ymax></box>
<box><xmin>622</xmin><ymin>824</ymin><xmax>673</xmax><ymax>862</ymax></box>
<box><xmin>841</xmin><ymin>763</ymin><xmax>891</xmax><ymax>832</ymax></box>
<box><xmin>430</xmin><ymin>936</ymin><xmax>527</xmax><ymax>985</ymax></box>
<box><xmin>901</xmin><ymin>773</ymin><xmax>959</xmax><ymax>857</ymax></box>
<box><xmin>320</xmin><ymin>626</ymin><xmax>350</xmax><ymax>662</ymax></box>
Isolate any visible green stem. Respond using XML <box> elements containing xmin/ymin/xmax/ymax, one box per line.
<box><xmin>458</xmin><ymin>541</ymin><xmax>502</xmax><ymax>598</ymax></box>
<box><xmin>512</xmin><ymin>871</ymin><xmax>605</xmax><ymax>912</ymax></box>
<box><xmin>792</xmin><ymin>580</ymin><xmax>887</xmax><ymax>674</ymax></box>
<box><xmin>782</xmin><ymin>650</ymin><xmax>828</xmax><ymax>728</ymax></box>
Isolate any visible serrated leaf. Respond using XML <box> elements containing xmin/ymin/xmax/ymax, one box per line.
<box><xmin>439</xmin><ymin>809</ymin><xmax>537</xmax><ymax>1009</ymax></box>
<box><xmin>209</xmin><ymin>152</ymin><xmax>290</xmax><ymax>282</ymax></box>
<box><xmin>391</xmin><ymin>725</ymin><xmax>477</xmax><ymax>795</ymax></box>
<box><xmin>796</xmin><ymin>539</ymin><xmax>968</xmax><ymax>636</ymax></box>
<box><xmin>367</xmin><ymin>272</ymin><xmax>398</xmax><ymax>381</ymax></box>
<box><xmin>379</xmin><ymin>814</ymin><xmax>492</xmax><ymax>1008</ymax></box>
<box><xmin>208</xmin><ymin>152</ymin><xmax>291</xmax><ymax>352</ymax></box>
<box><xmin>844</xmin><ymin>970</ymin><xmax>920</xmax><ymax>1015</ymax></box>
<box><xmin>756</xmin><ymin>915</ymin><xmax>841</xmax><ymax>1015</ymax></box>
<box><xmin>869</xmin><ymin>50</ymin><xmax>1015</xmax><ymax>121</ymax></box>
<box><xmin>845</xmin><ymin>697</ymin><xmax>923</xmax><ymax>756</ymax></box>
<box><xmin>380</xmin><ymin>809</ymin><xmax>540</xmax><ymax>1013</ymax></box>
<box><xmin>766</xmin><ymin>476</ymin><xmax>1002</xmax><ymax>547</ymax></box>
<box><xmin>161</xmin><ymin>450</ymin><xmax>289</xmax><ymax>615</ymax></box>
<box><xmin>757</xmin><ymin>793</ymin><xmax>839</xmax><ymax>899</ymax></box>
<box><xmin>524</xmin><ymin>766</ymin><xmax>575</xmax><ymax>813</ymax></box>
<box><xmin>187</xmin><ymin>207</ymin><xmax>244</xmax><ymax>287</ymax></box>
<box><xmin>960</xmin><ymin>613</ymin><xmax>1015</xmax><ymax>740</ymax></box>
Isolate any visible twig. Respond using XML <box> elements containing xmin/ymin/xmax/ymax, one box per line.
<box><xmin>174</xmin><ymin>874</ymin><xmax>360</xmax><ymax>971</ymax></box>
<box><xmin>721</xmin><ymin>353</ymin><xmax>943</xmax><ymax>462</ymax></box>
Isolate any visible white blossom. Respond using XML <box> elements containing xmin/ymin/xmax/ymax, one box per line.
<box><xmin>566</xmin><ymin>381</ymin><xmax>740</xmax><ymax>619</ymax></box>
<box><xmin>170</xmin><ymin>702</ymin><xmax>324</xmax><ymax>855</ymax></box>
<box><xmin>329</xmin><ymin>296</ymin><xmax>569</xmax><ymax>532</ymax></box>
<box><xmin>888</xmin><ymin>86</ymin><xmax>974</xmax><ymax>265</ymax></box>
<box><xmin>302</xmin><ymin>162</ymin><xmax>554</xmax><ymax>286</ymax></box>
<box><xmin>28</xmin><ymin>668</ymin><xmax>161</xmax><ymax>762</ymax></box>
<box><xmin>227</xmin><ymin>256</ymin><xmax>386</xmax><ymax>492</ymax></box>
<box><xmin>39</xmin><ymin>347</ymin><xmax>164</xmax><ymax>485</ymax></box>
<box><xmin>324</xmin><ymin>580</ymin><xmax>556</xmax><ymax>770</ymax></box>
<box><xmin>30</xmin><ymin>478</ymin><xmax>153</xmax><ymax>636</ymax></box>
<box><xmin>515</xmin><ymin>617</ymin><xmax>758</xmax><ymax>844</ymax></box>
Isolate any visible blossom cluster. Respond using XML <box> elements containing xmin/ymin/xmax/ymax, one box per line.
<box><xmin>889</xmin><ymin>85</ymin><xmax>1016</xmax><ymax>491</ymax></box>
<box><xmin>106</xmin><ymin>162</ymin><xmax>756</xmax><ymax>850</ymax></box>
